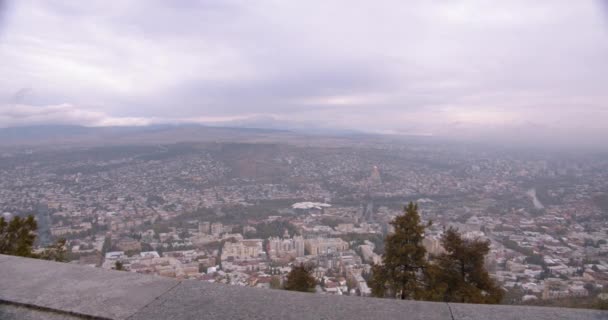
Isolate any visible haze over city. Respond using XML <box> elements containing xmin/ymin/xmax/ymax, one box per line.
<box><xmin>0</xmin><ymin>1</ymin><xmax>607</xmax><ymax>148</ymax></box>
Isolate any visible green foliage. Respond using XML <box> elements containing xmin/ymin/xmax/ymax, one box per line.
<box><xmin>101</xmin><ymin>236</ymin><xmax>112</xmax><ymax>255</ymax></box>
<box><xmin>0</xmin><ymin>215</ymin><xmax>69</xmax><ymax>262</ymax></box>
<box><xmin>320</xmin><ymin>217</ymin><xmax>343</xmax><ymax>229</ymax></box>
<box><xmin>339</xmin><ymin>233</ymin><xmax>385</xmax><ymax>254</ymax></box>
<box><xmin>146</xmin><ymin>194</ymin><xmax>166</xmax><ymax>206</ymax></box>
<box><xmin>502</xmin><ymin>239</ymin><xmax>534</xmax><ymax>256</ymax></box>
<box><xmin>0</xmin><ymin>215</ymin><xmax>38</xmax><ymax>257</ymax></box>
<box><xmin>369</xmin><ymin>203</ymin><xmax>502</xmax><ymax>305</ymax></box>
<box><xmin>432</xmin><ymin>227</ymin><xmax>503</xmax><ymax>304</ymax></box>
<box><xmin>369</xmin><ymin>263</ymin><xmax>388</xmax><ymax>297</ymax></box>
<box><xmin>368</xmin><ymin>202</ymin><xmax>429</xmax><ymax>299</ymax></box>
<box><xmin>284</xmin><ymin>264</ymin><xmax>316</xmax><ymax>293</ymax></box>
<box><xmin>38</xmin><ymin>238</ymin><xmax>68</xmax><ymax>262</ymax></box>
<box><xmin>248</xmin><ymin>221</ymin><xmax>298</xmax><ymax>239</ymax></box>
<box><xmin>524</xmin><ymin>254</ymin><xmax>545</xmax><ymax>266</ymax></box>
<box><xmin>416</xmin><ymin>263</ymin><xmax>449</xmax><ymax>301</ymax></box>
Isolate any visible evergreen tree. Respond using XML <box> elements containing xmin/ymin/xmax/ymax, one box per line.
<box><xmin>270</xmin><ymin>276</ymin><xmax>282</xmax><ymax>289</ymax></box>
<box><xmin>416</xmin><ymin>263</ymin><xmax>449</xmax><ymax>301</ymax></box>
<box><xmin>434</xmin><ymin>227</ymin><xmax>503</xmax><ymax>304</ymax></box>
<box><xmin>0</xmin><ymin>215</ymin><xmax>38</xmax><ymax>257</ymax></box>
<box><xmin>101</xmin><ymin>236</ymin><xmax>112</xmax><ymax>255</ymax></box>
<box><xmin>284</xmin><ymin>263</ymin><xmax>316</xmax><ymax>293</ymax></box>
<box><xmin>369</xmin><ymin>202</ymin><xmax>429</xmax><ymax>299</ymax></box>
<box><xmin>0</xmin><ymin>215</ymin><xmax>69</xmax><ymax>263</ymax></box>
<box><xmin>369</xmin><ymin>263</ymin><xmax>389</xmax><ymax>297</ymax></box>
<box><xmin>39</xmin><ymin>238</ymin><xmax>68</xmax><ymax>262</ymax></box>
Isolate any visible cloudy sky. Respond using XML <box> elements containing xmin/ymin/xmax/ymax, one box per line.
<box><xmin>0</xmin><ymin>1</ymin><xmax>607</xmax><ymax>143</ymax></box>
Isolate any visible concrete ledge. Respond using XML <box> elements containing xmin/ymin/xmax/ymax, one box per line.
<box><xmin>448</xmin><ymin>301</ymin><xmax>608</xmax><ymax>320</ymax></box>
<box><xmin>0</xmin><ymin>254</ymin><xmax>178</xmax><ymax>319</ymax></box>
<box><xmin>130</xmin><ymin>280</ymin><xmax>451</xmax><ymax>320</ymax></box>
<box><xmin>0</xmin><ymin>303</ymin><xmax>86</xmax><ymax>320</ymax></box>
<box><xmin>1</xmin><ymin>254</ymin><xmax>607</xmax><ymax>320</ymax></box>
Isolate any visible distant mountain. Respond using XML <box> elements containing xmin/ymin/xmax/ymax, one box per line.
<box><xmin>201</xmin><ymin>115</ymin><xmax>363</xmax><ymax>136</ymax></box>
<box><xmin>0</xmin><ymin>125</ymin><xmax>93</xmax><ymax>140</ymax></box>
<box><xmin>0</xmin><ymin>124</ymin><xmax>302</xmax><ymax>147</ymax></box>
<box><xmin>0</xmin><ymin>122</ymin><xmax>376</xmax><ymax>148</ymax></box>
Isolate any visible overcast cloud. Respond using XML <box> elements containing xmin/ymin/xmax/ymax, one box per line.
<box><xmin>0</xmin><ymin>0</ymin><xmax>607</xmax><ymax>144</ymax></box>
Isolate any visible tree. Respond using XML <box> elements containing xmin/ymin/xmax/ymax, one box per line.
<box><xmin>525</xmin><ymin>254</ymin><xmax>545</xmax><ymax>266</ymax></box>
<box><xmin>0</xmin><ymin>215</ymin><xmax>69</xmax><ymax>262</ymax></box>
<box><xmin>270</xmin><ymin>276</ymin><xmax>282</xmax><ymax>289</ymax></box>
<box><xmin>416</xmin><ymin>263</ymin><xmax>448</xmax><ymax>301</ymax></box>
<box><xmin>101</xmin><ymin>236</ymin><xmax>112</xmax><ymax>255</ymax></box>
<box><xmin>38</xmin><ymin>238</ymin><xmax>68</xmax><ymax>262</ymax></box>
<box><xmin>433</xmin><ymin>227</ymin><xmax>503</xmax><ymax>304</ymax></box>
<box><xmin>368</xmin><ymin>202</ymin><xmax>429</xmax><ymax>299</ymax></box>
<box><xmin>369</xmin><ymin>263</ymin><xmax>389</xmax><ymax>297</ymax></box>
<box><xmin>284</xmin><ymin>264</ymin><xmax>316</xmax><ymax>293</ymax></box>
<box><xmin>0</xmin><ymin>215</ymin><xmax>38</xmax><ymax>257</ymax></box>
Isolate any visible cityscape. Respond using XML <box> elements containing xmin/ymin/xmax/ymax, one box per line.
<box><xmin>1</xmin><ymin>126</ymin><xmax>607</xmax><ymax>307</ymax></box>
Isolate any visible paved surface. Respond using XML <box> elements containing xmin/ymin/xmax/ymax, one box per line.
<box><xmin>1</xmin><ymin>254</ymin><xmax>607</xmax><ymax>320</ymax></box>
<box><xmin>0</xmin><ymin>303</ymin><xmax>87</xmax><ymax>320</ymax></box>
<box><xmin>449</xmin><ymin>302</ymin><xmax>608</xmax><ymax>320</ymax></box>
<box><xmin>130</xmin><ymin>280</ymin><xmax>452</xmax><ymax>320</ymax></box>
<box><xmin>0</xmin><ymin>254</ymin><xmax>178</xmax><ymax>319</ymax></box>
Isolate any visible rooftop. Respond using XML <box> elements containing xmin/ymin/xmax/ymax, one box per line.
<box><xmin>1</xmin><ymin>254</ymin><xmax>607</xmax><ymax>320</ymax></box>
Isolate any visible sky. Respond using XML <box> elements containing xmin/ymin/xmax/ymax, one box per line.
<box><xmin>0</xmin><ymin>0</ymin><xmax>607</xmax><ymax>145</ymax></box>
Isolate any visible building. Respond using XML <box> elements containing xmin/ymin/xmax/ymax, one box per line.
<box><xmin>542</xmin><ymin>279</ymin><xmax>588</xmax><ymax>300</ymax></box>
<box><xmin>359</xmin><ymin>244</ymin><xmax>381</xmax><ymax>264</ymax></box>
<box><xmin>422</xmin><ymin>235</ymin><xmax>444</xmax><ymax>256</ymax></box>
<box><xmin>210</xmin><ymin>222</ymin><xmax>223</xmax><ymax>237</ymax></box>
<box><xmin>221</xmin><ymin>239</ymin><xmax>264</xmax><ymax>261</ymax></box>
<box><xmin>305</xmin><ymin>237</ymin><xmax>348</xmax><ymax>255</ymax></box>
<box><xmin>268</xmin><ymin>235</ymin><xmax>305</xmax><ymax>259</ymax></box>
<box><xmin>116</xmin><ymin>238</ymin><xmax>142</xmax><ymax>252</ymax></box>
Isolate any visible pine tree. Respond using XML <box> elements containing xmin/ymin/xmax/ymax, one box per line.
<box><xmin>39</xmin><ymin>238</ymin><xmax>68</xmax><ymax>262</ymax></box>
<box><xmin>369</xmin><ymin>263</ymin><xmax>389</xmax><ymax>297</ymax></box>
<box><xmin>284</xmin><ymin>263</ymin><xmax>316</xmax><ymax>293</ymax></box>
<box><xmin>0</xmin><ymin>215</ymin><xmax>38</xmax><ymax>257</ymax></box>
<box><xmin>369</xmin><ymin>202</ymin><xmax>429</xmax><ymax>299</ymax></box>
<box><xmin>416</xmin><ymin>263</ymin><xmax>449</xmax><ymax>301</ymax></box>
<box><xmin>0</xmin><ymin>215</ymin><xmax>69</xmax><ymax>263</ymax></box>
<box><xmin>434</xmin><ymin>227</ymin><xmax>503</xmax><ymax>304</ymax></box>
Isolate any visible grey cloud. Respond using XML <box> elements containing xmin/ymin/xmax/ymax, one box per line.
<box><xmin>0</xmin><ymin>104</ymin><xmax>155</xmax><ymax>127</ymax></box>
<box><xmin>0</xmin><ymin>0</ymin><xmax>607</xmax><ymax>144</ymax></box>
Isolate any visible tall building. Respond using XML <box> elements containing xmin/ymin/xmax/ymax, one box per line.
<box><xmin>221</xmin><ymin>239</ymin><xmax>263</xmax><ymax>261</ymax></box>
<box><xmin>268</xmin><ymin>235</ymin><xmax>306</xmax><ymax>259</ymax></box>
<box><xmin>210</xmin><ymin>222</ymin><xmax>223</xmax><ymax>237</ymax></box>
<box><xmin>294</xmin><ymin>236</ymin><xmax>305</xmax><ymax>257</ymax></box>
<box><xmin>305</xmin><ymin>237</ymin><xmax>349</xmax><ymax>255</ymax></box>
